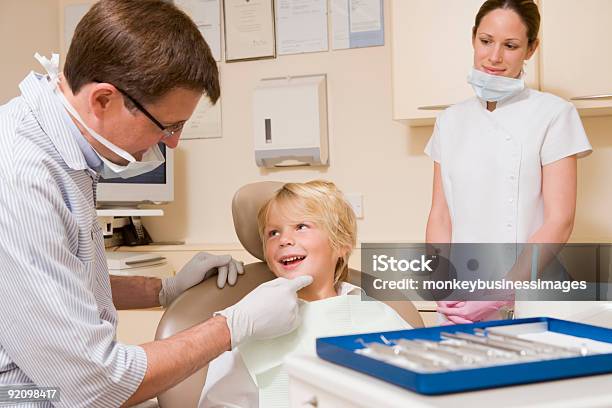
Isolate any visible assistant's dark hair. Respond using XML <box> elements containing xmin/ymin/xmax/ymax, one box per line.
<box><xmin>473</xmin><ymin>0</ymin><xmax>540</xmax><ymax>45</ymax></box>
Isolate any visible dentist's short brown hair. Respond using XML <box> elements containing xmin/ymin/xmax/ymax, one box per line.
<box><xmin>64</xmin><ymin>0</ymin><xmax>220</xmax><ymax>105</ymax></box>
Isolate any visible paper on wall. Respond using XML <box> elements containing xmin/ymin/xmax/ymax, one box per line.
<box><xmin>174</xmin><ymin>0</ymin><xmax>222</xmax><ymax>61</ymax></box>
<box><xmin>276</xmin><ymin>0</ymin><xmax>328</xmax><ymax>55</ymax></box>
<box><xmin>331</xmin><ymin>0</ymin><xmax>384</xmax><ymax>50</ymax></box>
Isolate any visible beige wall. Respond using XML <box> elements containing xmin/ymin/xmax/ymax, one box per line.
<box><xmin>1</xmin><ymin>0</ymin><xmax>610</xmax><ymax>246</ymax></box>
<box><xmin>573</xmin><ymin>115</ymin><xmax>612</xmax><ymax>240</ymax></box>
<box><xmin>0</xmin><ymin>0</ymin><xmax>59</xmax><ymax>104</ymax></box>
<box><xmin>144</xmin><ymin>0</ymin><xmax>436</xmax><ymax>245</ymax></box>
<box><xmin>144</xmin><ymin>0</ymin><xmax>612</xmax><ymax>245</ymax></box>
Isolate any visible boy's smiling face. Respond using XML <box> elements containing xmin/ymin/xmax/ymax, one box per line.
<box><xmin>263</xmin><ymin>202</ymin><xmax>340</xmax><ymax>286</ymax></box>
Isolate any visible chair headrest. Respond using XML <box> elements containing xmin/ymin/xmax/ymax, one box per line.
<box><xmin>232</xmin><ymin>181</ymin><xmax>284</xmax><ymax>261</ymax></box>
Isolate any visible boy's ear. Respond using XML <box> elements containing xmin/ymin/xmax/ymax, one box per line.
<box><xmin>337</xmin><ymin>245</ymin><xmax>351</xmax><ymax>259</ymax></box>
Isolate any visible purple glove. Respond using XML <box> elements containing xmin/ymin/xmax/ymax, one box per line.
<box><xmin>436</xmin><ymin>300</ymin><xmax>513</xmax><ymax>324</ymax></box>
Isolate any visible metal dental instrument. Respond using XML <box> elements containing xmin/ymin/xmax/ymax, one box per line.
<box><xmin>441</xmin><ymin>332</ymin><xmax>534</xmax><ymax>356</ymax></box>
<box><xmin>378</xmin><ymin>335</ymin><xmax>463</xmax><ymax>366</ymax></box>
<box><xmin>476</xmin><ymin>328</ymin><xmax>589</xmax><ymax>357</ymax></box>
<box><xmin>437</xmin><ymin>338</ymin><xmax>504</xmax><ymax>359</ymax></box>
<box><xmin>395</xmin><ymin>339</ymin><xmax>477</xmax><ymax>364</ymax></box>
<box><xmin>355</xmin><ymin>339</ymin><xmax>448</xmax><ymax>371</ymax></box>
<box><xmin>355</xmin><ymin>325</ymin><xmax>592</xmax><ymax>375</ymax></box>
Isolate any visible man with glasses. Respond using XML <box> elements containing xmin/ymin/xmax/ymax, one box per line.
<box><xmin>94</xmin><ymin>80</ymin><xmax>186</xmax><ymax>140</ymax></box>
<box><xmin>0</xmin><ymin>1</ymin><xmax>311</xmax><ymax>406</ymax></box>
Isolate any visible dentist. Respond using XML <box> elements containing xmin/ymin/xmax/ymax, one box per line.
<box><xmin>425</xmin><ymin>0</ymin><xmax>592</xmax><ymax>323</ymax></box>
<box><xmin>0</xmin><ymin>1</ymin><xmax>311</xmax><ymax>407</ymax></box>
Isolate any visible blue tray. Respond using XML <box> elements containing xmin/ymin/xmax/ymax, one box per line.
<box><xmin>316</xmin><ymin>317</ymin><xmax>612</xmax><ymax>395</ymax></box>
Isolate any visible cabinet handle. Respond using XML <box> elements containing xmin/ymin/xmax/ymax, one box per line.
<box><xmin>571</xmin><ymin>94</ymin><xmax>612</xmax><ymax>101</ymax></box>
<box><xmin>125</xmin><ymin>256</ymin><xmax>166</xmax><ymax>265</ymax></box>
<box><xmin>418</xmin><ymin>104</ymin><xmax>451</xmax><ymax>110</ymax></box>
<box><xmin>302</xmin><ymin>396</ymin><xmax>318</xmax><ymax>407</ymax></box>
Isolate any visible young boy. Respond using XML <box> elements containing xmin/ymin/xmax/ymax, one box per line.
<box><xmin>200</xmin><ymin>181</ymin><xmax>412</xmax><ymax>407</ymax></box>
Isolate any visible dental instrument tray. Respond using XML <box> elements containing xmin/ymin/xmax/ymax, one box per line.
<box><xmin>316</xmin><ymin>317</ymin><xmax>612</xmax><ymax>395</ymax></box>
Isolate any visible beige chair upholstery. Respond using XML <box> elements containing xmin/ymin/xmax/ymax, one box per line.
<box><xmin>232</xmin><ymin>181</ymin><xmax>284</xmax><ymax>262</ymax></box>
<box><xmin>155</xmin><ymin>262</ymin><xmax>275</xmax><ymax>408</ymax></box>
<box><xmin>155</xmin><ymin>181</ymin><xmax>424</xmax><ymax>408</ymax></box>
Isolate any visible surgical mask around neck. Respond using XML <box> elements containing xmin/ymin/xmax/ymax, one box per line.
<box><xmin>467</xmin><ymin>67</ymin><xmax>525</xmax><ymax>103</ymax></box>
<box><xmin>34</xmin><ymin>53</ymin><xmax>165</xmax><ymax>179</ymax></box>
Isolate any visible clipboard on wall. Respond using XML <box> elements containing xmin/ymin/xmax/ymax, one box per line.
<box><xmin>223</xmin><ymin>0</ymin><xmax>276</xmax><ymax>62</ymax></box>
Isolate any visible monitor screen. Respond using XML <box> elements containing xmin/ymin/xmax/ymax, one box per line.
<box><xmin>96</xmin><ymin>143</ymin><xmax>174</xmax><ymax>205</ymax></box>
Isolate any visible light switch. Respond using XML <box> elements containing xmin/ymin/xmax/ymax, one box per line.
<box><xmin>345</xmin><ymin>193</ymin><xmax>363</xmax><ymax>219</ymax></box>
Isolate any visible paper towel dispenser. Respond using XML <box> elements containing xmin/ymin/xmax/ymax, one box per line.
<box><xmin>253</xmin><ymin>74</ymin><xmax>329</xmax><ymax>168</ymax></box>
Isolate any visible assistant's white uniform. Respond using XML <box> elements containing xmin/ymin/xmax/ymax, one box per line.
<box><xmin>426</xmin><ymin>88</ymin><xmax>591</xmax><ymax>244</ymax></box>
<box><xmin>425</xmin><ymin>88</ymin><xmax>592</xmax><ymax>318</ymax></box>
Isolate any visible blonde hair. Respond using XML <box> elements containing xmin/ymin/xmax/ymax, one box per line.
<box><xmin>257</xmin><ymin>180</ymin><xmax>357</xmax><ymax>285</ymax></box>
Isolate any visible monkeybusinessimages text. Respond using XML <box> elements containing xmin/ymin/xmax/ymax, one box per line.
<box><xmin>370</xmin><ymin>255</ymin><xmax>587</xmax><ymax>294</ymax></box>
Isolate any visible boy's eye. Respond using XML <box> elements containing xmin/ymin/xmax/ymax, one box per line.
<box><xmin>297</xmin><ymin>223</ymin><xmax>308</xmax><ymax>231</ymax></box>
<box><xmin>267</xmin><ymin>230</ymin><xmax>279</xmax><ymax>238</ymax></box>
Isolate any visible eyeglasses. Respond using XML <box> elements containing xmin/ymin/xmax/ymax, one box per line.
<box><xmin>94</xmin><ymin>80</ymin><xmax>183</xmax><ymax>139</ymax></box>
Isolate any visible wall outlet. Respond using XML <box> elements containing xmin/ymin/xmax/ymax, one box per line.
<box><xmin>345</xmin><ymin>193</ymin><xmax>364</xmax><ymax>218</ymax></box>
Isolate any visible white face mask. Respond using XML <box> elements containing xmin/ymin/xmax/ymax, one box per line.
<box><xmin>467</xmin><ymin>67</ymin><xmax>525</xmax><ymax>102</ymax></box>
<box><xmin>34</xmin><ymin>53</ymin><xmax>165</xmax><ymax>179</ymax></box>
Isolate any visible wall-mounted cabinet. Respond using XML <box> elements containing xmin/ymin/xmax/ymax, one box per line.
<box><xmin>390</xmin><ymin>0</ymin><xmax>539</xmax><ymax>126</ymax></box>
<box><xmin>540</xmin><ymin>0</ymin><xmax>612</xmax><ymax>117</ymax></box>
<box><xmin>390</xmin><ymin>0</ymin><xmax>612</xmax><ymax>125</ymax></box>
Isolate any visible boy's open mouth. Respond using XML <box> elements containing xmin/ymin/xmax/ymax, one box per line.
<box><xmin>280</xmin><ymin>255</ymin><xmax>306</xmax><ymax>266</ymax></box>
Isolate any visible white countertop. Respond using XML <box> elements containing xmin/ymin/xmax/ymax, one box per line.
<box><xmin>286</xmin><ymin>354</ymin><xmax>612</xmax><ymax>408</ymax></box>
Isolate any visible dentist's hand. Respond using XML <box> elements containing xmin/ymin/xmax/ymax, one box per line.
<box><xmin>216</xmin><ymin>275</ymin><xmax>313</xmax><ymax>348</ymax></box>
<box><xmin>159</xmin><ymin>252</ymin><xmax>244</xmax><ymax>307</ymax></box>
<box><xmin>437</xmin><ymin>300</ymin><xmax>512</xmax><ymax>324</ymax></box>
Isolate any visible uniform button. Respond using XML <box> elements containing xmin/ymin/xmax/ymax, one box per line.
<box><xmin>505</xmin><ymin>136</ymin><xmax>511</xmax><ymax>141</ymax></box>
<box><xmin>509</xmin><ymin>198</ymin><xmax>514</xmax><ymax>203</ymax></box>
<box><xmin>510</xmin><ymin>175</ymin><xmax>516</xmax><ymax>180</ymax></box>
<box><xmin>507</xmin><ymin>223</ymin><xmax>513</xmax><ymax>228</ymax></box>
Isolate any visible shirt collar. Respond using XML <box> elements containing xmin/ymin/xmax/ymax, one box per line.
<box><xmin>19</xmin><ymin>72</ymin><xmax>97</xmax><ymax>171</ymax></box>
<box><xmin>476</xmin><ymin>87</ymin><xmax>531</xmax><ymax>110</ymax></box>
<box><xmin>60</xmin><ymin>108</ymin><xmax>103</xmax><ymax>171</ymax></box>
<box><xmin>337</xmin><ymin>282</ymin><xmax>365</xmax><ymax>296</ymax></box>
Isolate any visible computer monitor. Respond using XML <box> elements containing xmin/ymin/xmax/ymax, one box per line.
<box><xmin>96</xmin><ymin>143</ymin><xmax>174</xmax><ymax>206</ymax></box>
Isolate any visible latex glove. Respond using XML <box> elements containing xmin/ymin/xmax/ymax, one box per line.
<box><xmin>159</xmin><ymin>252</ymin><xmax>244</xmax><ymax>307</ymax></box>
<box><xmin>216</xmin><ymin>275</ymin><xmax>313</xmax><ymax>348</ymax></box>
<box><xmin>436</xmin><ymin>300</ymin><xmax>465</xmax><ymax>308</ymax></box>
<box><xmin>435</xmin><ymin>301</ymin><xmax>471</xmax><ymax>325</ymax></box>
<box><xmin>436</xmin><ymin>300</ymin><xmax>512</xmax><ymax>324</ymax></box>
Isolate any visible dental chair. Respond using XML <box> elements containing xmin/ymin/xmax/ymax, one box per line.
<box><xmin>154</xmin><ymin>181</ymin><xmax>424</xmax><ymax>408</ymax></box>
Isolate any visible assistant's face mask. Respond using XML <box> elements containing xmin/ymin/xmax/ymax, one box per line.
<box><xmin>34</xmin><ymin>53</ymin><xmax>165</xmax><ymax>179</ymax></box>
<box><xmin>467</xmin><ymin>67</ymin><xmax>525</xmax><ymax>102</ymax></box>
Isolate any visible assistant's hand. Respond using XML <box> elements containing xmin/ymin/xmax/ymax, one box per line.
<box><xmin>216</xmin><ymin>275</ymin><xmax>313</xmax><ymax>348</ymax></box>
<box><xmin>159</xmin><ymin>252</ymin><xmax>244</xmax><ymax>307</ymax></box>
<box><xmin>436</xmin><ymin>300</ymin><xmax>512</xmax><ymax>324</ymax></box>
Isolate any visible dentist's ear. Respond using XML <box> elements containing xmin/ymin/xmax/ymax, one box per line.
<box><xmin>88</xmin><ymin>82</ymin><xmax>121</xmax><ymax>117</ymax></box>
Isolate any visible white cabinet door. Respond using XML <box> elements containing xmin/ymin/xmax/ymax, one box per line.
<box><xmin>390</xmin><ymin>0</ymin><xmax>539</xmax><ymax>126</ymax></box>
<box><xmin>540</xmin><ymin>0</ymin><xmax>612</xmax><ymax>115</ymax></box>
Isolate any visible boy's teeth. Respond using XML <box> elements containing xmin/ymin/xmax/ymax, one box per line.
<box><xmin>282</xmin><ymin>256</ymin><xmax>305</xmax><ymax>264</ymax></box>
